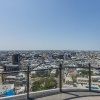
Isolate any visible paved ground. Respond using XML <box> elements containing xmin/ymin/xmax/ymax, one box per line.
<box><xmin>35</xmin><ymin>92</ymin><xmax>100</xmax><ymax>100</ymax></box>
<box><xmin>1</xmin><ymin>91</ymin><xmax>100</xmax><ymax>100</ymax></box>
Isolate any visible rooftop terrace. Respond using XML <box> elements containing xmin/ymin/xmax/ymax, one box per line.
<box><xmin>0</xmin><ymin>63</ymin><xmax>100</xmax><ymax>100</ymax></box>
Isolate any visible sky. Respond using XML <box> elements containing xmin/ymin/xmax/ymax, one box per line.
<box><xmin>0</xmin><ymin>0</ymin><xmax>100</xmax><ymax>50</ymax></box>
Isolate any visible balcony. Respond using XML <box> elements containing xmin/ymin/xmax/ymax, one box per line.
<box><xmin>0</xmin><ymin>63</ymin><xmax>100</xmax><ymax>100</ymax></box>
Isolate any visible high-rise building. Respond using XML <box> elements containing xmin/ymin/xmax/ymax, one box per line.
<box><xmin>12</xmin><ymin>54</ymin><xmax>20</xmax><ymax>65</ymax></box>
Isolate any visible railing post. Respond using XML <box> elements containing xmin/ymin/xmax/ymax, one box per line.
<box><xmin>89</xmin><ymin>63</ymin><xmax>91</xmax><ymax>92</ymax></box>
<box><xmin>59</xmin><ymin>63</ymin><xmax>62</xmax><ymax>92</ymax></box>
<box><xmin>27</xmin><ymin>66</ymin><xmax>30</xmax><ymax>100</ymax></box>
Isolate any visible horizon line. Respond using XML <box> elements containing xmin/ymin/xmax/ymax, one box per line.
<box><xmin>0</xmin><ymin>49</ymin><xmax>100</xmax><ymax>51</ymax></box>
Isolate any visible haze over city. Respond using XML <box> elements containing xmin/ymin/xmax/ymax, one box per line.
<box><xmin>0</xmin><ymin>0</ymin><xmax>100</xmax><ymax>50</ymax></box>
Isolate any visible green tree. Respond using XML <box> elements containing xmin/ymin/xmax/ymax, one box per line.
<box><xmin>45</xmin><ymin>77</ymin><xmax>57</xmax><ymax>89</ymax></box>
<box><xmin>32</xmin><ymin>77</ymin><xmax>57</xmax><ymax>91</ymax></box>
<box><xmin>80</xmin><ymin>70</ymin><xmax>88</xmax><ymax>77</ymax></box>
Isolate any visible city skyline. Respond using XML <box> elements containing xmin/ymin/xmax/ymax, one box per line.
<box><xmin>0</xmin><ymin>0</ymin><xmax>100</xmax><ymax>50</ymax></box>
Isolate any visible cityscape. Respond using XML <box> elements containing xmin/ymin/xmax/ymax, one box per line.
<box><xmin>0</xmin><ymin>50</ymin><xmax>100</xmax><ymax>98</ymax></box>
<box><xmin>1</xmin><ymin>0</ymin><xmax>100</xmax><ymax>99</ymax></box>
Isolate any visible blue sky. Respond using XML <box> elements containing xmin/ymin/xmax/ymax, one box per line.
<box><xmin>0</xmin><ymin>0</ymin><xmax>100</xmax><ymax>50</ymax></box>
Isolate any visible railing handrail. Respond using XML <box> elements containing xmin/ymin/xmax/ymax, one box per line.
<box><xmin>0</xmin><ymin>63</ymin><xmax>99</xmax><ymax>99</ymax></box>
<box><xmin>0</xmin><ymin>66</ymin><xmax>92</xmax><ymax>74</ymax></box>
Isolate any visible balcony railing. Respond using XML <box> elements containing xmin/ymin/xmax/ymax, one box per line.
<box><xmin>0</xmin><ymin>63</ymin><xmax>100</xmax><ymax>100</ymax></box>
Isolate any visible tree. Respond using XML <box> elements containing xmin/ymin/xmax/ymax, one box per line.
<box><xmin>80</xmin><ymin>70</ymin><xmax>88</xmax><ymax>77</ymax></box>
<box><xmin>32</xmin><ymin>77</ymin><xmax>57</xmax><ymax>91</ymax></box>
<box><xmin>45</xmin><ymin>77</ymin><xmax>57</xmax><ymax>89</ymax></box>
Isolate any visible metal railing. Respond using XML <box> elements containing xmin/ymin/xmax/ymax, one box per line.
<box><xmin>0</xmin><ymin>63</ymin><xmax>100</xmax><ymax>100</ymax></box>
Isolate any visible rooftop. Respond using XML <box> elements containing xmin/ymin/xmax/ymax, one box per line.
<box><xmin>1</xmin><ymin>89</ymin><xmax>100</xmax><ymax>100</ymax></box>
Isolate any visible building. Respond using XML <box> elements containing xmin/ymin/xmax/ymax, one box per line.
<box><xmin>65</xmin><ymin>76</ymin><xmax>73</xmax><ymax>84</ymax></box>
<box><xmin>5</xmin><ymin>75</ymin><xmax>16</xmax><ymax>84</ymax></box>
<box><xmin>12</xmin><ymin>54</ymin><xmax>20</xmax><ymax>65</ymax></box>
<box><xmin>4</xmin><ymin>64</ymin><xmax>19</xmax><ymax>72</ymax></box>
<box><xmin>0</xmin><ymin>66</ymin><xmax>4</xmax><ymax>84</ymax></box>
<box><xmin>50</xmin><ymin>69</ymin><xmax>58</xmax><ymax>76</ymax></box>
<box><xmin>91</xmin><ymin>76</ymin><xmax>100</xmax><ymax>82</ymax></box>
<box><xmin>77</xmin><ymin>77</ymin><xmax>88</xmax><ymax>84</ymax></box>
<box><xmin>4</xmin><ymin>72</ymin><xmax>26</xmax><ymax>86</ymax></box>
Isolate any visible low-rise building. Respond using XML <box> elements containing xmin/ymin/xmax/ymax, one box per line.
<box><xmin>91</xmin><ymin>76</ymin><xmax>100</xmax><ymax>82</ymax></box>
<box><xmin>77</xmin><ymin>77</ymin><xmax>88</xmax><ymax>84</ymax></box>
<box><xmin>65</xmin><ymin>76</ymin><xmax>73</xmax><ymax>85</ymax></box>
